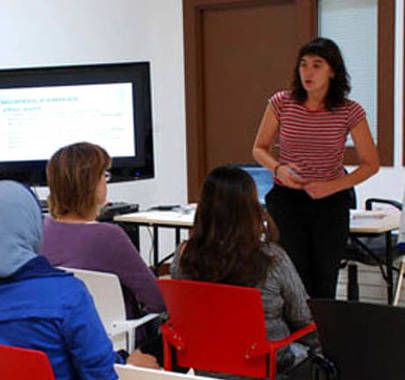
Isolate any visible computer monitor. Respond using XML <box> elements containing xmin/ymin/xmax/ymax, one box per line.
<box><xmin>0</xmin><ymin>62</ymin><xmax>154</xmax><ymax>185</ymax></box>
<box><xmin>236</xmin><ymin>164</ymin><xmax>273</xmax><ymax>206</ymax></box>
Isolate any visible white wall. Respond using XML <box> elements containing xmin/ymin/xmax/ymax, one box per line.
<box><xmin>1</xmin><ymin>0</ymin><xmax>404</xmax><ymax>261</ymax></box>
<box><xmin>0</xmin><ymin>0</ymin><xmax>187</xmax><ymax>262</ymax></box>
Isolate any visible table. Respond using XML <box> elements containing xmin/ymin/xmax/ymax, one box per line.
<box><xmin>349</xmin><ymin>210</ymin><xmax>399</xmax><ymax>234</ymax></box>
<box><xmin>114</xmin><ymin>208</ymin><xmax>195</xmax><ymax>268</ymax></box>
<box><xmin>115</xmin><ymin>208</ymin><xmax>400</xmax><ymax>302</ymax></box>
<box><xmin>347</xmin><ymin>210</ymin><xmax>400</xmax><ymax>304</ymax></box>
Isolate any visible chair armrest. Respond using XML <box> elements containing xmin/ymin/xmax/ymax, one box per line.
<box><xmin>365</xmin><ymin>198</ymin><xmax>402</xmax><ymax>211</ymax></box>
<box><xmin>245</xmin><ymin>322</ymin><xmax>316</xmax><ymax>359</ymax></box>
<box><xmin>266</xmin><ymin>322</ymin><xmax>317</xmax><ymax>350</ymax></box>
<box><xmin>110</xmin><ymin>313</ymin><xmax>159</xmax><ymax>336</ymax></box>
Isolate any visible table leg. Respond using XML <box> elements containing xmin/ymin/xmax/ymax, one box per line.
<box><xmin>153</xmin><ymin>225</ymin><xmax>159</xmax><ymax>268</ymax></box>
<box><xmin>386</xmin><ymin>231</ymin><xmax>393</xmax><ymax>304</ymax></box>
<box><xmin>347</xmin><ymin>264</ymin><xmax>359</xmax><ymax>301</ymax></box>
<box><xmin>175</xmin><ymin>227</ymin><xmax>181</xmax><ymax>246</ymax></box>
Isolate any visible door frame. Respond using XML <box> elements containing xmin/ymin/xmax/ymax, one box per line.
<box><xmin>183</xmin><ymin>0</ymin><xmax>317</xmax><ymax>201</ymax></box>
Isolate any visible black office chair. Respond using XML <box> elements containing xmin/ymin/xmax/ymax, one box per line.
<box><xmin>309</xmin><ymin>299</ymin><xmax>405</xmax><ymax>380</ymax></box>
<box><xmin>341</xmin><ymin>184</ymin><xmax>402</xmax><ymax>302</ymax></box>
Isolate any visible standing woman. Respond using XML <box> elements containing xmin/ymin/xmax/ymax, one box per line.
<box><xmin>253</xmin><ymin>38</ymin><xmax>379</xmax><ymax>298</ymax></box>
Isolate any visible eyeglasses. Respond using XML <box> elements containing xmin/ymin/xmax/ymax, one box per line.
<box><xmin>104</xmin><ymin>170</ymin><xmax>112</xmax><ymax>182</ymax></box>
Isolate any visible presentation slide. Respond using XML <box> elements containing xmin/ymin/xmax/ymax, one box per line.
<box><xmin>0</xmin><ymin>82</ymin><xmax>135</xmax><ymax>162</ymax></box>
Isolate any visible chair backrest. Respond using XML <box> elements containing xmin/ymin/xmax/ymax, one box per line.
<box><xmin>114</xmin><ymin>364</ymin><xmax>215</xmax><ymax>380</ymax></box>
<box><xmin>158</xmin><ymin>279</ymin><xmax>268</xmax><ymax>378</ymax></box>
<box><xmin>61</xmin><ymin>267</ymin><xmax>127</xmax><ymax>350</ymax></box>
<box><xmin>309</xmin><ymin>299</ymin><xmax>405</xmax><ymax>380</ymax></box>
<box><xmin>0</xmin><ymin>344</ymin><xmax>55</xmax><ymax>380</ymax></box>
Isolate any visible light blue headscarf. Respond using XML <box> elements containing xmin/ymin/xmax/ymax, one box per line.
<box><xmin>0</xmin><ymin>180</ymin><xmax>43</xmax><ymax>277</ymax></box>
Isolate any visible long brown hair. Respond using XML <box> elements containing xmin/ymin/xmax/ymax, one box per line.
<box><xmin>47</xmin><ymin>142</ymin><xmax>111</xmax><ymax>219</ymax></box>
<box><xmin>180</xmin><ymin>165</ymin><xmax>278</xmax><ymax>286</ymax></box>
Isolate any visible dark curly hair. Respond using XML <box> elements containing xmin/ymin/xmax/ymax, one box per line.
<box><xmin>291</xmin><ymin>37</ymin><xmax>351</xmax><ymax>110</ymax></box>
<box><xmin>180</xmin><ymin>165</ymin><xmax>278</xmax><ymax>287</ymax></box>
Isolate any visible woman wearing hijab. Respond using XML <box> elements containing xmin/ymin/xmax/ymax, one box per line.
<box><xmin>0</xmin><ymin>180</ymin><xmax>158</xmax><ymax>379</ymax></box>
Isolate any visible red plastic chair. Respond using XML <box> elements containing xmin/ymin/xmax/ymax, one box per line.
<box><xmin>158</xmin><ymin>279</ymin><xmax>316</xmax><ymax>380</ymax></box>
<box><xmin>0</xmin><ymin>344</ymin><xmax>55</xmax><ymax>380</ymax></box>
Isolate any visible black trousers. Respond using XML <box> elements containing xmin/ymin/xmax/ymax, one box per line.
<box><xmin>266</xmin><ymin>184</ymin><xmax>350</xmax><ymax>299</ymax></box>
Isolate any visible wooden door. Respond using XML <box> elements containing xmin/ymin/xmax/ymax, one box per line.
<box><xmin>184</xmin><ymin>0</ymin><xmax>317</xmax><ymax>201</ymax></box>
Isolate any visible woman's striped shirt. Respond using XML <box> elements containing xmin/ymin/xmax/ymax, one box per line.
<box><xmin>270</xmin><ymin>90</ymin><xmax>366</xmax><ymax>182</ymax></box>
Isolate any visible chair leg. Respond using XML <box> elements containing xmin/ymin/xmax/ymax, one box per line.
<box><xmin>127</xmin><ymin>328</ymin><xmax>136</xmax><ymax>352</ymax></box>
<box><xmin>269</xmin><ymin>353</ymin><xmax>277</xmax><ymax>380</ymax></box>
<box><xmin>347</xmin><ymin>264</ymin><xmax>359</xmax><ymax>301</ymax></box>
<box><xmin>393</xmin><ymin>261</ymin><xmax>405</xmax><ymax>306</ymax></box>
<box><xmin>311</xmin><ymin>365</ymin><xmax>322</xmax><ymax>380</ymax></box>
<box><xmin>162</xmin><ymin>339</ymin><xmax>173</xmax><ymax>370</ymax></box>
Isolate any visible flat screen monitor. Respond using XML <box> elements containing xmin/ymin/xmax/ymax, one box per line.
<box><xmin>236</xmin><ymin>164</ymin><xmax>273</xmax><ymax>206</ymax></box>
<box><xmin>0</xmin><ymin>62</ymin><xmax>154</xmax><ymax>185</ymax></box>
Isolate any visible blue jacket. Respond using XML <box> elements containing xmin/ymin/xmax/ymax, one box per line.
<box><xmin>0</xmin><ymin>256</ymin><xmax>118</xmax><ymax>380</ymax></box>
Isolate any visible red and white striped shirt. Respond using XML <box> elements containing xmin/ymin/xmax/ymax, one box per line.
<box><xmin>270</xmin><ymin>90</ymin><xmax>366</xmax><ymax>182</ymax></box>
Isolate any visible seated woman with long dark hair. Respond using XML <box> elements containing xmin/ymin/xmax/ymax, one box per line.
<box><xmin>171</xmin><ymin>165</ymin><xmax>318</xmax><ymax>373</ymax></box>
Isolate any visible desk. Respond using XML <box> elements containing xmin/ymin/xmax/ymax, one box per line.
<box><xmin>348</xmin><ymin>210</ymin><xmax>400</xmax><ymax>304</ymax></box>
<box><xmin>114</xmin><ymin>209</ymin><xmax>194</xmax><ymax>268</ymax></box>
<box><xmin>349</xmin><ymin>210</ymin><xmax>399</xmax><ymax>234</ymax></box>
<box><xmin>115</xmin><ymin>208</ymin><xmax>400</xmax><ymax>302</ymax></box>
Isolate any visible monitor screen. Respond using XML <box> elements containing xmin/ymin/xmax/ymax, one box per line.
<box><xmin>236</xmin><ymin>164</ymin><xmax>273</xmax><ymax>205</ymax></box>
<box><xmin>0</xmin><ymin>62</ymin><xmax>154</xmax><ymax>185</ymax></box>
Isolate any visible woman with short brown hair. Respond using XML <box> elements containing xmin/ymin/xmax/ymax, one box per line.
<box><xmin>47</xmin><ymin>142</ymin><xmax>111</xmax><ymax>220</ymax></box>
<box><xmin>40</xmin><ymin>142</ymin><xmax>166</xmax><ymax>345</ymax></box>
